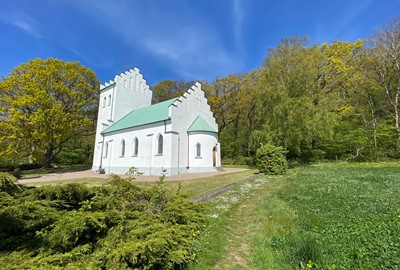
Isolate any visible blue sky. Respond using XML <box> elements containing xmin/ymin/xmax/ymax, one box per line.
<box><xmin>0</xmin><ymin>0</ymin><xmax>399</xmax><ymax>86</ymax></box>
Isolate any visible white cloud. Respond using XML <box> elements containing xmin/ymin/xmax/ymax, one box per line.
<box><xmin>326</xmin><ymin>0</ymin><xmax>375</xmax><ymax>41</ymax></box>
<box><xmin>232</xmin><ymin>0</ymin><xmax>245</xmax><ymax>51</ymax></box>
<box><xmin>67</xmin><ymin>0</ymin><xmax>243</xmax><ymax>80</ymax></box>
<box><xmin>0</xmin><ymin>11</ymin><xmax>42</xmax><ymax>38</ymax></box>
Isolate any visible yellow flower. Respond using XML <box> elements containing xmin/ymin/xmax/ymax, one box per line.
<box><xmin>306</xmin><ymin>262</ymin><xmax>313</xmax><ymax>268</ymax></box>
<box><xmin>192</xmin><ymin>233</ymin><xmax>196</xmax><ymax>237</ymax></box>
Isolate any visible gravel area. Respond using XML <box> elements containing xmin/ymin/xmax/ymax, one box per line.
<box><xmin>18</xmin><ymin>168</ymin><xmax>249</xmax><ymax>184</ymax></box>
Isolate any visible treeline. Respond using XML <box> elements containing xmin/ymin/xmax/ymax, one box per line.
<box><xmin>155</xmin><ymin>18</ymin><xmax>400</xmax><ymax>163</ymax></box>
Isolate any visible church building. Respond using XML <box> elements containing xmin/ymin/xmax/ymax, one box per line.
<box><xmin>92</xmin><ymin>68</ymin><xmax>221</xmax><ymax>176</ymax></box>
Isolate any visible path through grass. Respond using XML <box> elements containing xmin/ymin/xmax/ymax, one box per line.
<box><xmin>190</xmin><ymin>163</ymin><xmax>400</xmax><ymax>269</ymax></box>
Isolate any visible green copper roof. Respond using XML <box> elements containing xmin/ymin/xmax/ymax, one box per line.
<box><xmin>187</xmin><ymin>116</ymin><xmax>216</xmax><ymax>133</ymax></box>
<box><xmin>102</xmin><ymin>98</ymin><xmax>177</xmax><ymax>134</ymax></box>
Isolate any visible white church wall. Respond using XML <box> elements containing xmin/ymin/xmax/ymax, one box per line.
<box><xmin>188</xmin><ymin>132</ymin><xmax>219</xmax><ymax>172</ymax></box>
<box><xmin>96</xmin><ymin>121</ymin><xmax>176</xmax><ymax>175</ymax></box>
<box><xmin>92</xmin><ymin>68</ymin><xmax>153</xmax><ymax>172</ymax></box>
<box><xmin>113</xmin><ymin>68</ymin><xmax>152</xmax><ymax>122</ymax></box>
<box><xmin>169</xmin><ymin>82</ymin><xmax>220</xmax><ymax>172</ymax></box>
<box><xmin>92</xmin><ymin>84</ymin><xmax>115</xmax><ymax>171</ymax></box>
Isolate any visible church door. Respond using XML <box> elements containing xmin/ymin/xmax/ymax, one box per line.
<box><xmin>213</xmin><ymin>146</ymin><xmax>217</xmax><ymax>167</ymax></box>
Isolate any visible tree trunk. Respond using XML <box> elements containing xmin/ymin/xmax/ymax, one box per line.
<box><xmin>43</xmin><ymin>148</ymin><xmax>53</xmax><ymax>168</ymax></box>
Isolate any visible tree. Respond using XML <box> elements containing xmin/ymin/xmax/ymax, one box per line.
<box><xmin>257</xmin><ymin>37</ymin><xmax>337</xmax><ymax>159</ymax></box>
<box><xmin>368</xmin><ymin>18</ymin><xmax>400</xmax><ymax>147</ymax></box>
<box><xmin>152</xmin><ymin>80</ymin><xmax>195</xmax><ymax>103</ymax></box>
<box><xmin>0</xmin><ymin>58</ymin><xmax>99</xmax><ymax>168</ymax></box>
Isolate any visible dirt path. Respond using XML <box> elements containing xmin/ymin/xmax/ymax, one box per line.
<box><xmin>17</xmin><ymin>168</ymin><xmax>249</xmax><ymax>184</ymax></box>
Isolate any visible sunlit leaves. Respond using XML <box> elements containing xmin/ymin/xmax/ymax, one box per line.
<box><xmin>0</xmin><ymin>58</ymin><xmax>99</xmax><ymax>167</ymax></box>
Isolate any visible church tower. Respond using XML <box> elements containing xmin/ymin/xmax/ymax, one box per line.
<box><xmin>92</xmin><ymin>68</ymin><xmax>152</xmax><ymax>171</ymax></box>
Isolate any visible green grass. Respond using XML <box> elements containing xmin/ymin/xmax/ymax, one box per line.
<box><xmin>221</xmin><ymin>164</ymin><xmax>255</xmax><ymax>169</ymax></box>
<box><xmin>190</xmin><ymin>162</ymin><xmax>400</xmax><ymax>269</ymax></box>
<box><xmin>20</xmin><ymin>164</ymin><xmax>90</xmax><ymax>178</ymax></box>
<box><xmin>24</xmin><ymin>177</ymin><xmax>110</xmax><ymax>187</ymax></box>
<box><xmin>134</xmin><ymin>169</ymin><xmax>258</xmax><ymax>198</ymax></box>
<box><xmin>23</xmin><ymin>169</ymin><xmax>258</xmax><ymax>199</ymax></box>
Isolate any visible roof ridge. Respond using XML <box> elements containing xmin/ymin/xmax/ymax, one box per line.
<box><xmin>187</xmin><ymin>115</ymin><xmax>216</xmax><ymax>133</ymax></box>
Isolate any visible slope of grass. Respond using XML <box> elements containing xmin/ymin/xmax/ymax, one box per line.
<box><xmin>190</xmin><ymin>163</ymin><xmax>400</xmax><ymax>269</ymax></box>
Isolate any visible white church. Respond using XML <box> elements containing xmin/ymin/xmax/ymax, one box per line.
<box><xmin>92</xmin><ymin>68</ymin><xmax>221</xmax><ymax>176</ymax></box>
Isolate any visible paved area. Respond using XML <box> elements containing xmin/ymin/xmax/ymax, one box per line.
<box><xmin>18</xmin><ymin>168</ymin><xmax>249</xmax><ymax>184</ymax></box>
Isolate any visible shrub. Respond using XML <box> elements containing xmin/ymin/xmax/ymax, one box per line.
<box><xmin>256</xmin><ymin>144</ymin><xmax>288</xmax><ymax>175</ymax></box>
<box><xmin>0</xmin><ymin>174</ymin><xmax>206</xmax><ymax>269</ymax></box>
<box><xmin>0</xmin><ymin>200</ymin><xmax>60</xmax><ymax>250</ymax></box>
<box><xmin>45</xmin><ymin>211</ymin><xmax>108</xmax><ymax>251</ymax></box>
<box><xmin>0</xmin><ymin>172</ymin><xmax>21</xmax><ymax>194</ymax></box>
<box><xmin>26</xmin><ymin>183</ymin><xmax>95</xmax><ymax>209</ymax></box>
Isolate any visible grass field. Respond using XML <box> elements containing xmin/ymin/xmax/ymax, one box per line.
<box><xmin>19</xmin><ymin>164</ymin><xmax>90</xmax><ymax>178</ymax></box>
<box><xmin>190</xmin><ymin>162</ymin><xmax>400</xmax><ymax>269</ymax></box>
<box><xmin>23</xmin><ymin>169</ymin><xmax>258</xmax><ymax>199</ymax></box>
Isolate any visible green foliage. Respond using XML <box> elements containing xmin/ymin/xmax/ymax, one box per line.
<box><xmin>0</xmin><ymin>175</ymin><xmax>205</xmax><ymax>269</ymax></box>
<box><xmin>0</xmin><ymin>172</ymin><xmax>21</xmax><ymax>194</ymax></box>
<box><xmin>210</xmin><ymin>20</ymin><xmax>400</xmax><ymax>162</ymax></box>
<box><xmin>26</xmin><ymin>183</ymin><xmax>95</xmax><ymax>209</ymax></box>
<box><xmin>275</xmin><ymin>164</ymin><xmax>400</xmax><ymax>269</ymax></box>
<box><xmin>0</xmin><ymin>200</ymin><xmax>60</xmax><ymax>249</ymax></box>
<box><xmin>0</xmin><ymin>58</ymin><xmax>99</xmax><ymax>168</ymax></box>
<box><xmin>272</xmin><ymin>233</ymin><xmax>322</xmax><ymax>269</ymax></box>
<box><xmin>152</xmin><ymin>80</ymin><xmax>195</xmax><ymax>103</ymax></box>
<box><xmin>256</xmin><ymin>144</ymin><xmax>288</xmax><ymax>175</ymax></box>
<box><xmin>44</xmin><ymin>211</ymin><xmax>108</xmax><ymax>251</ymax></box>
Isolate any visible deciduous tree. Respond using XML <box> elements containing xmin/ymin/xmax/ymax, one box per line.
<box><xmin>0</xmin><ymin>58</ymin><xmax>99</xmax><ymax>168</ymax></box>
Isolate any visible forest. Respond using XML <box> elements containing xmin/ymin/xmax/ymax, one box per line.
<box><xmin>153</xmin><ymin>18</ymin><xmax>400</xmax><ymax>165</ymax></box>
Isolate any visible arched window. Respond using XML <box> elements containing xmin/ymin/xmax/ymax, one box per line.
<box><xmin>129</xmin><ymin>77</ymin><xmax>133</xmax><ymax>90</ymax></box>
<box><xmin>133</xmin><ymin>137</ymin><xmax>139</xmax><ymax>156</ymax></box>
<box><xmin>196</xmin><ymin>143</ymin><xmax>201</xmax><ymax>158</ymax></box>
<box><xmin>134</xmin><ymin>74</ymin><xmax>138</xmax><ymax>92</ymax></box>
<box><xmin>108</xmin><ymin>94</ymin><xmax>111</xmax><ymax>106</ymax></box>
<box><xmin>104</xmin><ymin>142</ymin><xmax>108</xmax><ymax>158</ymax></box>
<box><xmin>120</xmin><ymin>139</ymin><xmax>125</xmax><ymax>157</ymax></box>
<box><xmin>103</xmin><ymin>96</ymin><xmax>106</xmax><ymax>108</ymax></box>
<box><xmin>157</xmin><ymin>135</ymin><xmax>163</xmax><ymax>155</ymax></box>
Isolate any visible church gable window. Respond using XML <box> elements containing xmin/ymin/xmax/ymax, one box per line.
<box><xmin>103</xmin><ymin>96</ymin><xmax>106</xmax><ymax>108</ymax></box>
<box><xmin>120</xmin><ymin>139</ymin><xmax>125</xmax><ymax>157</ymax></box>
<box><xmin>157</xmin><ymin>135</ymin><xmax>163</xmax><ymax>155</ymax></box>
<box><xmin>196</xmin><ymin>143</ymin><xmax>201</xmax><ymax>158</ymax></box>
<box><xmin>133</xmin><ymin>137</ymin><xmax>139</xmax><ymax>156</ymax></box>
<box><xmin>108</xmin><ymin>94</ymin><xmax>111</xmax><ymax>106</ymax></box>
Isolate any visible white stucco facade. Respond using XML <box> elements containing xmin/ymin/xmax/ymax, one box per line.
<box><xmin>92</xmin><ymin>68</ymin><xmax>221</xmax><ymax>176</ymax></box>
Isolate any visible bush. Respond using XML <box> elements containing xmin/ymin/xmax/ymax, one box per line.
<box><xmin>26</xmin><ymin>183</ymin><xmax>95</xmax><ymax>210</ymax></box>
<box><xmin>0</xmin><ymin>172</ymin><xmax>21</xmax><ymax>194</ymax></box>
<box><xmin>0</xmin><ymin>175</ymin><xmax>206</xmax><ymax>269</ymax></box>
<box><xmin>45</xmin><ymin>211</ymin><xmax>108</xmax><ymax>251</ymax></box>
<box><xmin>256</xmin><ymin>144</ymin><xmax>288</xmax><ymax>175</ymax></box>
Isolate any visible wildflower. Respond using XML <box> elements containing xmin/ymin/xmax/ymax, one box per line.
<box><xmin>192</xmin><ymin>233</ymin><xmax>196</xmax><ymax>237</ymax></box>
<box><xmin>306</xmin><ymin>261</ymin><xmax>313</xmax><ymax>268</ymax></box>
